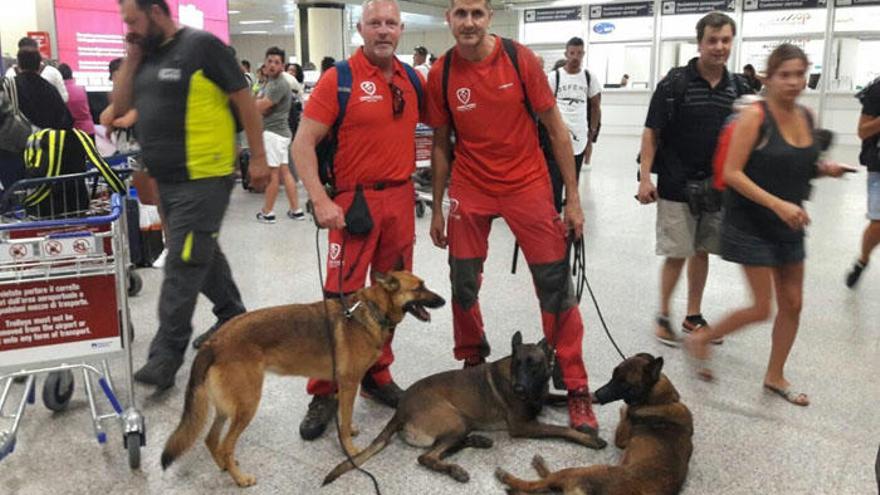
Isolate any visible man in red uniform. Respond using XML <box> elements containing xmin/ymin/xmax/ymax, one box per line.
<box><xmin>291</xmin><ymin>0</ymin><xmax>424</xmax><ymax>441</ymax></box>
<box><xmin>426</xmin><ymin>0</ymin><xmax>600</xmax><ymax>438</ymax></box>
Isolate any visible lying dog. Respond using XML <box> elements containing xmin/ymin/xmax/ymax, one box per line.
<box><xmin>496</xmin><ymin>353</ymin><xmax>693</xmax><ymax>495</ymax></box>
<box><xmin>160</xmin><ymin>271</ymin><xmax>445</xmax><ymax>487</ymax></box>
<box><xmin>323</xmin><ymin>332</ymin><xmax>607</xmax><ymax>485</ymax></box>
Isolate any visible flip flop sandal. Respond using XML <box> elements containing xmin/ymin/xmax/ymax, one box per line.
<box><xmin>654</xmin><ymin>315</ymin><xmax>679</xmax><ymax>348</ymax></box>
<box><xmin>682</xmin><ymin>317</ymin><xmax>724</xmax><ymax>345</ymax></box>
<box><xmin>764</xmin><ymin>384</ymin><xmax>809</xmax><ymax>406</ymax></box>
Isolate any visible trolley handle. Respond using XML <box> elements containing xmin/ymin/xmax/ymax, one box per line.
<box><xmin>0</xmin><ymin>194</ymin><xmax>124</xmax><ymax>232</ymax></box>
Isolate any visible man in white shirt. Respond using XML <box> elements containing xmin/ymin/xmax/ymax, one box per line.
<box><xmin>545</xmin><ymin>37</ymin><xmax>601</xmax><ymax>211</ymax></box>
<box><xmin>4</xmin><ymin>37</ymin><xmax>68</xmax><ymax>103</ymax></box>
<box><xmin>413</xmin><ymin>45</ymin><xmax>430</xmax><ymax>79</ymax></box>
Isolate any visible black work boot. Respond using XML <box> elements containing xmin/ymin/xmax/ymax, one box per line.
<box><xmin>299</xmin><ymin>395</ymin><xmax>338</xmax><ymax>441</ymax></box>
<box><xmin>192</xmin><ymin>319</ymin><xmax>228</xmax><ymax>350</ymax></box>
<box><xmin>360</xmin><ymin>375</ymin><xmax>404</xmax><ymax>408</ymax></box>
<box><xmin>134</xmin><ymin>354</ymin><xmax>183</xmax><ymax>390</ymax></box>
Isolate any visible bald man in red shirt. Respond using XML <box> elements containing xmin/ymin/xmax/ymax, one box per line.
<box><xmin>427</xmin><ymin>0</ymin><xmax>600</xmax><ymax>439</ymax></box>
<box><xmin>292</xmin><ymin>0</ymin><xmax>424</xmax><ymax>442</ymax></box>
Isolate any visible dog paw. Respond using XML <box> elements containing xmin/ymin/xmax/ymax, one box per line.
<box><xmin>495</xmin><ymin>467</ymin><xmax>512</xmax><ymax>484</ymax></box>
<box><xmin>449</xmin><ymin>465</ymin><xmax>470</xmax><ymax>483</ymax></box>
<box><xmin>589</xmin><ymin>435</ymin><xmax>608</xmax><ymax>450</ymax></box>
<box><xmin>234</xmin><ymin>474</ymin><xmax>257</xmax><ymax>487</ymax></box>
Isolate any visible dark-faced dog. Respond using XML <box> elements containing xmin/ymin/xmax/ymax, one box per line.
<box><xmin>496</xmin><ymin>353</ymin><xmax>693</xmax><ymax>495</ymax></box>
<box><xmin>160</xmin><ymin>271</ymin><xmax>445</xmax><ymax>487</ymax></box>
<box><xmin>323</xmin><ymin>332</ymin><xmax>607</xmax><ymax>485</ymax></box>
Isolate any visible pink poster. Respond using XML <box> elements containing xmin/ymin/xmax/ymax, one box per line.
<box><xmin>54</xmin><ymin>0</ymin><xmax>229</xmax><ymax>90</ymax></box>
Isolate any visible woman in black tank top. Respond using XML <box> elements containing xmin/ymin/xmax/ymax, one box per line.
<box><xmin>684</xmin><ymin>44</ymin><xmax>851</xmax><ymax>406</ymax></box>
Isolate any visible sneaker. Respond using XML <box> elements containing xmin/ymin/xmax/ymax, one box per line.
<box><xmin>462</xmin><ymin>356</ymin><xmax>486</xmax><ymax>369</ymax></box>
<box><xmin>682</xmin><ymin>314</ymin><xmax>723</xmax><ymax>345</ymax></box>
<box><xmin>192</xmin><ymin>319</ymin><xmax>229</xmax><ymax>350</ymax></box>
<box><xmin>846</xmin><ymin>260</ymin><xmax>867</xmax><ymax>289</ymax></box>
<box><xmin>287</xmin><ymin>209</ymin><xmax>306</xmax><ymax>221</ymax></box>
<box><xmin>152</xmin><ymin>248</ymin><xmax>168</xmax><ymax>269</ymax></box>
<box><xmin>360</xmin><ymin>375</ymin><xmax>404</xmax><ymax>408</ymax></box>
<box><xmin>299</xmin><ymin>394</ymin><xmax>338</xmax><ymax>441</ymax></box>
<box><xmin>567</xmin><ymin>387</ymin><xmax>599</xmax><ymax>434</ymax></box>
<box><xmin>256</xmin><ymin>211</ymin><xmax>276</xmax><ymax>224</ymax></box>
<box><xmin>134</xmin><ymin>354</ymin><xmax>183</xmax><ymax>390</ymax></box>
<box><xmin>654</xmin><ymin>314</ymin><xmax>679</xmax><ymax>347</ymax></box>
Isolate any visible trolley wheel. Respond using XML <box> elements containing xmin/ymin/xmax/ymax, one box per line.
<box><xmin>42</xmin><ymin>370</ymin><xmax>75</xmax><ymax>412</ymax></box>
<box><xmin>126</xmin><ymin>432</ymin><xmax>142</xmax><ymax>469</ymax></box>
<box><xmin>415</xmin><ymin>201</ymin><xmax>426</xmax><ymax>219</ymax></box>
<box><xmin>128</xmin><ymin>270</ymin><xmax>143</xmax><ymax>297</ymax></box>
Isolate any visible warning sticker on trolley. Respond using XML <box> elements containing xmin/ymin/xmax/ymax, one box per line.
<box><xmin>1</xmin><ymin>243</ymin><xmax>36</xmax><ymax>263</ymax></box>
<box><xmin>0</xmin><ymin>275</ymin><xmax>120</xmax><ymax>360</ymax></box>
<box><xmin>42</xmin><ymin>236</ymin><xmax>95</xmax><ymax>258</ymax></box>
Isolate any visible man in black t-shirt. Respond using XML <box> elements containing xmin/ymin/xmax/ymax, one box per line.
<box><xmin>846</xmin><ymin>79</ymin><xmax>880</xmax><ymax>288</ymax></box>
<box><xmin>112</xmin><ymin>0</ymin><xmax>270</xmax><ymax>390</ymax></box>
<box><xmin>636</xmin><ymin>12</ymin><xmax>751</xmax><ymax>347</ymax></box>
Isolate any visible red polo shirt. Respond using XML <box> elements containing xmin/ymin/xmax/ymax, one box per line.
<box><xmin>425</xmin><ymin>36</ymin><xmax>555</xmax><ymax>195</ymax></box>
<box><xmin>304</xmin><ymin>48</ymin><xmax>424</xmax><ymax>188</ymax></box>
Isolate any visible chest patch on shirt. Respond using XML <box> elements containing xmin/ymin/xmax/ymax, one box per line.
<box><xmin>455</xmin><ymin>87</ymin><xmax>476</xmax><ymax>112</ymax></box>
<box><xmin>158</xmin><ymin>68</ymin><xmax>182</xmax><ymax>82</ymax></box>
<box><xmin>359</xmin><ymin>81</ymin><xmax>383</xmax><ymax>103</ymax></box>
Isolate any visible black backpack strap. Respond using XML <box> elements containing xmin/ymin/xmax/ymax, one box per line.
<box><xmin>584</xmin><ymin>69</ymin><xmax>591</xmax><ymax>88</ymax></box>
<box><xmin>500</xmin><ymin>37</ymin><xmax>536</xmax><ymax>120</ymax></box>
<box><xmin>553</xmin><ymin>68</ymin><xmax>560</xmax><ymax>97</ymax></box>
<box><xmin>441</xmin><ymin>47</ymin><xmax>456</xmax><ymax>135</ymax></box>
<box><xmin>661</xmin><ymin>67</ymin><xmax>689</xmax><ymax>128</ymax></box>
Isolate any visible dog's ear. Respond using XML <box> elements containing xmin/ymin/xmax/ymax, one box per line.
<box><xmin>645</xmin><ymin>356</ymin><xmax>664</xmax><ymax>383</ymax></box>
<box><xmin>374</xmin><ymin>272</ymin><xmax>400</xmax><ymax>292</ymax></box>
<box><xmin>537</xmin><ymin>338</ymin><xmax>551</xmax><ymax>358</ymax></box>
<box><xmin>511</xmin><ymin>331</ymin><xmax>523</xmax><ymax>351</ymax></box>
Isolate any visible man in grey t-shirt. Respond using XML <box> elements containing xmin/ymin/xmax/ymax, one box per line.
<box><xmin>256</xmin><ymin>46</ymin><xmax>304</xmax><ymax>222</ymax></box>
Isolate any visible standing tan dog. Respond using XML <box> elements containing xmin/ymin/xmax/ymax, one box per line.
<box><xmin>496</xmin><ymin>353</ymin><xmax>693</xmax><ymax>495</ymax></box>
<box><xmin>160</xmin><ymin>271</ymin><xmax>445</xmax><ymax>487</ymax></box>
<box><xmin>323</xmin><ymin>332</ymin><xmax>607</xmax><ymax>485</ymax></box>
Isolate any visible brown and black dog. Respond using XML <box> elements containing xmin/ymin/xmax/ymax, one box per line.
<box><xmin>323</xmin><ymin>332</ymin><xmax>607</xmax><ymax>486</ymax></box>
<box><xmin>160</xmin><ymin>271</ymin><xmax>445</xmax><ymax>487</ymax></box>
<box><xmin>496</xmin><ymin>353</ymin><xmax>693</xmax><ymax>495</ymax></box>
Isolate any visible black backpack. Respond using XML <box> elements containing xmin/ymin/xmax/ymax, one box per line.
<box><xmin>637</xmin><ymin>66</ymin><xmax>752</xmax><ymax>179</ymax></box>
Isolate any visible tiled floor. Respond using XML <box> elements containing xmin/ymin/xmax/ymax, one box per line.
<box><xmin>1</xmin><ymin>136</ymin><xmax>878</xmax><ymax>494</ymax></box>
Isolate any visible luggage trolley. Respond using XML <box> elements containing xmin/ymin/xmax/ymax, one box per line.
<box><xmin>0</xmin><ymin>170</ymin><xmax>145</xmax><ymax>469</ymax></box>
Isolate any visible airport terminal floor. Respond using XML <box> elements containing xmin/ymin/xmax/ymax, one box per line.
<box><xmin>1</xmin><ymin>135</ymin><xmax>877</xmax><ymax>494</ymax></box>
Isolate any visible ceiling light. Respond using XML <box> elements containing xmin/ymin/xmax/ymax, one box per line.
<box><xmin>228</xmin><ymin>10</ymin><xmax>240</xmax><ymax>14</ymax></box>
<box><xmin>239</xmin><ymin>20</ymin><xmax>273</xmax><ymax>25</ymax></box>
<box><xmin>241</xmin><ymin>30</ymin><xmax>269</xmax><ymax>34</ymax></box>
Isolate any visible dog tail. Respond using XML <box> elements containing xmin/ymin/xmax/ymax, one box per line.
<box><xmin>161</xmin><ymin>346</ymin><xmax>215</xmax><ymax>470</ymax></box>
<box><xmin>322</xmin><ymin>414</ymin><xmax>404</xmax><ymax>485</ymax></box>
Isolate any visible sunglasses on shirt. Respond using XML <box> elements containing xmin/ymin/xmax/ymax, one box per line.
<box><xmin>389</xmin><ymin>83</ymin><xmax>405</xmax><ymax>117</ymax></box>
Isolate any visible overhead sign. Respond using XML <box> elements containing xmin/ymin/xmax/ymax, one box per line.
<box><xmin>661</xmin><ymin>0</ymin><xmax>735</xmax><ymax>14</ymax></box>
<box><xmin>524</xmin><ymin>7</ymin><xmax>582</xmax><ymax>23</ymax></box>
<box><xmin>26</xmin><ymin>32</ymin><xmax>52</xmax><ymax>59</ymax></box>
<box><xmin>589</xmin><ymin>2</ymin><xmax>654</xmax><ymax>19</ymax></box>
<box><xmin>743</xmin><ymin>0</ymin><xmax>826</xmax><ymax>11</ymax></box>
<box><xmin>742</xmin><ymin>8</ymin><xmax>827</xmax><ymax>35</ymax></box>
<box><xmin>836</xmin><ymin>0</ymin><xmax>880</xmax><ymax>5</ymax></box>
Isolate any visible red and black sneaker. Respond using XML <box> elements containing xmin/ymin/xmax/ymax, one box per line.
<box><xmin>682</xmin><ymin>314</ymin><xmax>722</xmax><ymax>345</ymax></box>
<box><xmin>568</xmin><ymin>387</ymin><xmax>599</xmax><ymax>435</ymax></box>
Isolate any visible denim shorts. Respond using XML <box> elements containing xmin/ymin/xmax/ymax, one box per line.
<box><xmin>721</xmin><ymin>223</ymin><xmax>805</xmax><ymax>267</ymax></box>
<box><xmin>867</xmin><ymin>172</ymin><xmax>880</xmax><ymax>221</ymax></box>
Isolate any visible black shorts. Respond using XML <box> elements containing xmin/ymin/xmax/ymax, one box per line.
<box><xmin>721</xmin><ymin>223</ymin><xmax>805</xmax><ymax>267</ymax></box>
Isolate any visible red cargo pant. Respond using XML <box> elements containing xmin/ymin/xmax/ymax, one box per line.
<box><xmin>447</xmin><ymin>180</ymin><xmax>589</xmax><ymax>391</ymax></box>
<box><xmin>307</xmin><ymin>182</ymin><xmax>415</xmax><ymax>396</ymax></box>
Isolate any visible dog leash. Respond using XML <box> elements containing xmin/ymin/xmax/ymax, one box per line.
<box><xmin>313</xmin><ymin>227</ymin><xmax>384</xmax><ymax>495</ymax></box>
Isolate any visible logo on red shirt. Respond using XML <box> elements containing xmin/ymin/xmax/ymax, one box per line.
<box><xmin>455</xmin><ymin>87</ymin><xmax>476</xmax><ymax>112</ymax></box>
<box><xmin>359</xmin><ymin>81</ymin><xmax>383</xmax><ymax>103</ymax></box>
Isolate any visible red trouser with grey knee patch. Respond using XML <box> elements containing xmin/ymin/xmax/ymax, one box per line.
<box><xmin>307</xmin><ymin>182</ymin><xmax>415</xmax><ymax>396</ymax></box>
<box><xmin>448</xmin><ymin>181</ymin><xmax>589</xmax><ymax>391</ymax></box>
